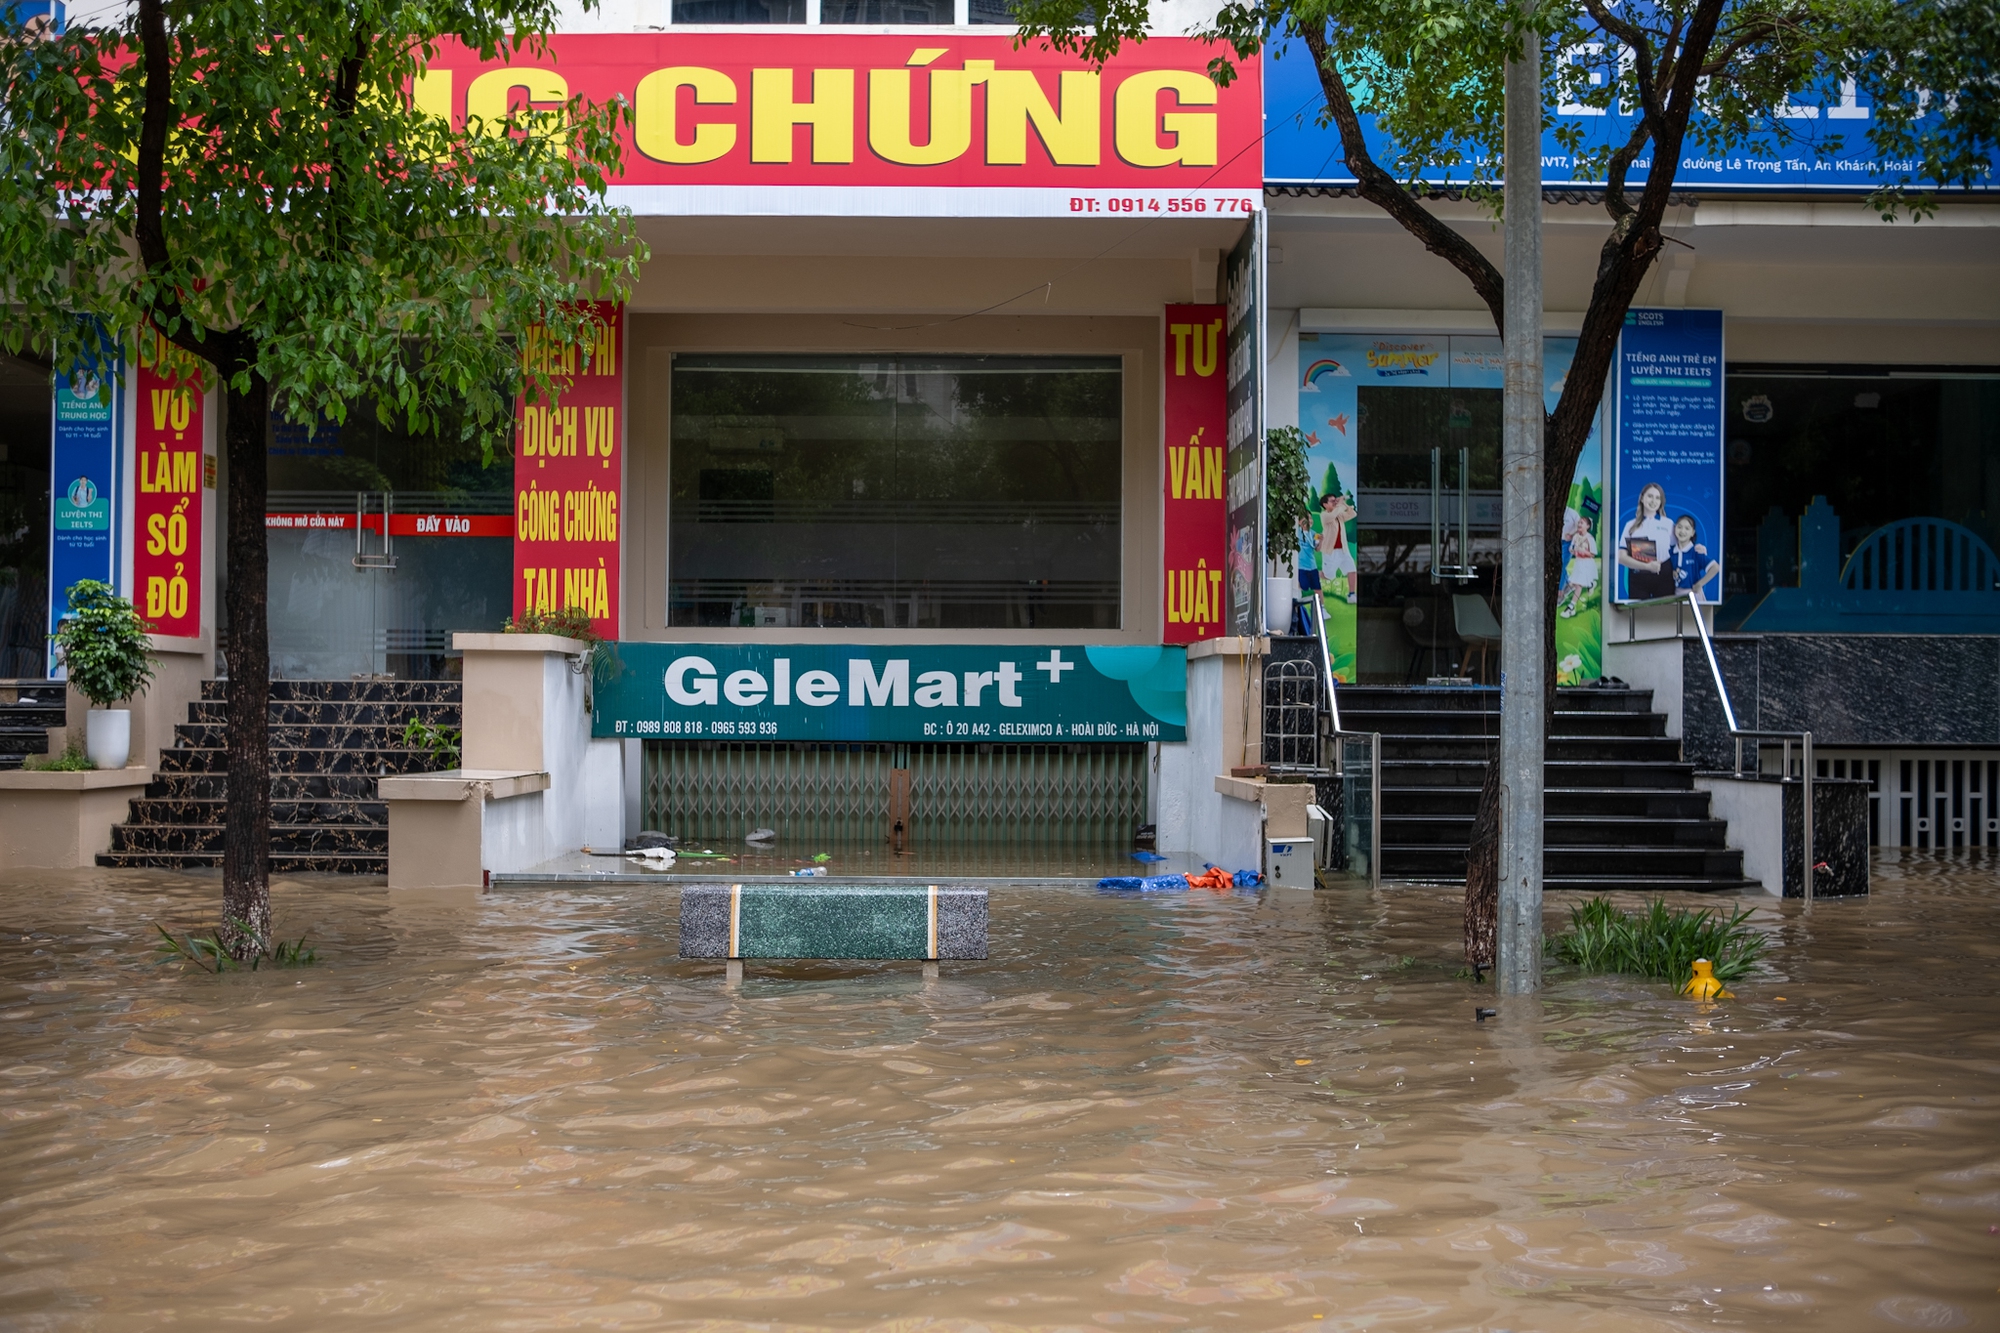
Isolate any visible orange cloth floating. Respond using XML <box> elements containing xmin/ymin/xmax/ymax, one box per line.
<box><xmin>1184</xmin><ymin>866</ymin><xmax>1235</xmax><ymax>891</ymax></box>
<box><xmin>1681</xmin><ymin>957</ymin><xmax>1735</xmax><ymax>1001</ymax></box>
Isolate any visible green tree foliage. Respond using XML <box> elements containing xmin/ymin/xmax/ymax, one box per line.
<box><xmin>1</xmin><ymin>1</ymin><xmax>641</xmax><ymax>423</ymax></box>
<box><xmin>0</xmin><ymin>1</ymin><xmax>644</xmax><ymax>958</ymax></box>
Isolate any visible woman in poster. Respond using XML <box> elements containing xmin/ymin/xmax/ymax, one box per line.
<box><xmin>1617</xmin><ymin>481</ymin><xmax>1677</xmax><ymax>599</ymax></box>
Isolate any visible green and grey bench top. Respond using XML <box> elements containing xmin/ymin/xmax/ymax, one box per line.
<box><xmin>679</xmin><ymin>883</ymin><xmax>988</xmax><ymax>961</ymax></box>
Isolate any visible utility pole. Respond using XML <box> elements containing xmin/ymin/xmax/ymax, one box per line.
<box><xmin>1497</xmin><ymin>1</ymin><xmax>1545</xmax><ymax>995</ymax></box>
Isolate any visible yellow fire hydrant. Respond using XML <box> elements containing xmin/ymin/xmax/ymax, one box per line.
<box><xmin>1681</xmin><ymin>957</ymin><xmax>1734</xmax><ymax>1001</ymax></box>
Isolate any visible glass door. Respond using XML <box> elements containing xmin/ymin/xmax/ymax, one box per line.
<box><xmin>264</xmin><ymin>408</ymin><xmax>513</xmax><ymax>680</ymax></box>
<box><xmin>1353</xmin><ymin>386</ymin><xmax>1502</xmax><ymax>683</ymax></box>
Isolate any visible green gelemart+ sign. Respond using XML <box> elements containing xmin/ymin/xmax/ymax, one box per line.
<box><xmin>593</xmin><ymin>643</ymin><xmax>1187</xmax><ymax>743</ymax></box>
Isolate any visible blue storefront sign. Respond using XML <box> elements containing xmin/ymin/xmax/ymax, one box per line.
<box><xmin>593</xmin><ymin>643</ymin><xmax>1188</xmax><ymax>743</ymax></box>
<box><xmin>46</xmin><ymin>351</ymin><xmax>122</xmax><ymax>670</ymax></box>
<box><xmin>1263</xmin><ymin>40</ymin><xmax>1992</xmax><ymax>194</ymax></box>
<box><xmin>1613</xmin><ymin>309</ymin><xmax>1725</xmax><ymax>604</ymax></box>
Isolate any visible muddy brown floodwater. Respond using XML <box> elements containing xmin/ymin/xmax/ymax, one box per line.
<box><xmin>2</xmin><ymin>858</ymin><xmax>1998</xmax><ymax>1332</ymax></box>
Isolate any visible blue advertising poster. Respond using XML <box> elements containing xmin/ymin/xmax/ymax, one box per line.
<box><xmin>1613</xmin><ymin>309</ymin><xmax>1725</xmax><ymax>604</ymax></box>
<box><xmin>46</xmin><ymin>353</ymin><xmax>122</xmax><ymax>671</ymax></box>
<box><xmin>593</xmin><ymin>643</ymin><xmax>1187</xmax><ymax>743</ymax></box>
<box><xmin>1264</xmin><ymin>39</ymin><xmax>1993</xmax><ymax>195</ymax></box>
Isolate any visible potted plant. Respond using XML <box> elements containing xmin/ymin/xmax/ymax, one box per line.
<box><xmin>49</xmin><ymin>579</ymin><xmax>157</xmax><ymax>770</ymax></box>
<box><xmin>1265</xmin><ymin>426</ymin><xmax>1316</xmax><ymax>634</ymax></box>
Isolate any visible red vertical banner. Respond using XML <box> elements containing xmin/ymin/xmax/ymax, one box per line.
<box><xmin>134</xmin><ymin>326</ymin><xmax>207</xmax><ymax>639</ymax></box>
<box><xmin>513</xmin><ymin>302</ymin><xmax>624</xmax><ymax>638</ymax></box>
<box><xmin>1162</xmin><ymin>304</ymin><xmax>1227</xmax><ymax>643</ymax></box>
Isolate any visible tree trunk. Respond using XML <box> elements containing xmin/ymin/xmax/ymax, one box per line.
<box><xmin>1463</xmin><ymin>758</ymin><xmax>1500</xmax><ymax>975</ymax></box>
<box><xmin>219</xmin><ymin>370</ymin><xmax>271</xmax><ymax>960</ymax></box>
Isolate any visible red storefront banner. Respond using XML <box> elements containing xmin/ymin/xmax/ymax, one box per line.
<box><xmin>513</xmin><ymin>302</ymin><xmax>623</xmax><ymax>636</ymax></box>
<box><xmin>134</xmin><ymin>326</ymin><xmax>206</xmax><ymax>639</ymax></box>
<box><xmin>1162</xmin><ymin>303</ymin><xmax>1227</xmax><ymax>643</ymax></box>
<box><xmin>412</xmin><ymin>34</ymin><xmax>1262</xmax><ymax>216</ymax></box>
<box><xmin>265</xmin><ymin>513</ymin><xmax>514</xmax><ymax>537</ymax></box>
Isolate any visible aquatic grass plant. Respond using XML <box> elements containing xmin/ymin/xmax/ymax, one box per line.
<box><xmin>155</xmin><ymin>920</ymin><xmax>316</xmax><ymax>972</ymax></box>
<box><xmin>1549</xmin><ymin>896</ymin><xmax>1764</xmax><ymax>985</ymax></box>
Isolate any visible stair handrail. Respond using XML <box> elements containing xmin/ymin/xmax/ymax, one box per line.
<box><xmin>1313</xmin><ymin>595</ymin><xmax>1381</xmax><ymax>888</ymax></box>
<box><xmin>1624</xmin><ymin>588</ymin><xmax>1815</xmax><ymax>906</ymax></box>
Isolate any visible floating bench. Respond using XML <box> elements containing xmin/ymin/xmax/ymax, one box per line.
<box><xmin>680</xmin><ymin>883</ymin><xmax>988</xmax><ymax>979</ymax></box>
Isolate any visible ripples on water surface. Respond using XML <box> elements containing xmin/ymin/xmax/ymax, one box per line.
<box><xmin>2</xmin><ymin>856</ymin><xmax>1997</xmax><ymax>1331</ymax></box>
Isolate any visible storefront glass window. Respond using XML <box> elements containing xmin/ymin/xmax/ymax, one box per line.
<box><xmin>671</xmin><ymin>0</ymin><xmax>809</xmax><ymax>22</ymax></box>
<box><xmin>669</xmin><ymin>354</ymin><xmax>1122</xmax><ymax>629</ymax></box>
<box><xmin>0</xmin><ymin>353</ymin><xmax>52</xmax><ymax>676</ymax></box>
<box><xmin>822</xmin><ymin>0</ymin><xmax>953</xmax><ymax>20</ymax></box>
<box><xmin>1722</xmin><ymin>370</ymin><xmax>2000</xmax><ymax>614</ymax></box>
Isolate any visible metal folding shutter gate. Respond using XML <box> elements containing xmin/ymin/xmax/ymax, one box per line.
<box><xmin>642</xmin><ymin>741</ymin><xmax>1147</xmax><ymax>849</ymax></box>
<box><xmin>1813</xmin><ymin>750</ymin><xmax>2000</xmax><ymax>848</ymax></box>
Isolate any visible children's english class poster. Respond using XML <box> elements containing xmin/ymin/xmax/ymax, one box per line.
<box><xmin>1613</xmin><ymin>309</ymin><xmax>1725</xmax><ymax>607</ymax></box>
<box><xmin>1547</xmin><ymin>341</ymin><xmax>1606</xmax><ymax>686</ymax></box>
<box><xmin>1296</xmin><ymin>336</ymin><xmax>1401</xmax><ymax>684</ymax></box>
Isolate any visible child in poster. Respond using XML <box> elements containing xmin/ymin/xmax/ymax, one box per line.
<box><xmin>1669</xmin><ymin>514</ymin><xmax>1720</xmax><ymax>598</ymax></box>
<box><xmin>1316</xmin><ymin>490</ymin><xmax>1358</xmax><ymax>605</ymax></box>
<box><xmin>1559</xmin><ymin>513</ymin><xmax>1599</xmax><ymax>619</ymax></box>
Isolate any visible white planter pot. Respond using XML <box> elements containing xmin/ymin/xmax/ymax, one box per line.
<box><xmin>86</xmin><ymin>708</ymin><xmax>131</xmax><ymax>770</ymax></box>
<box><xmin>1264</xmin><ymin>577</ymin><xmax>1295</xmax><ymax>634</ymax></box>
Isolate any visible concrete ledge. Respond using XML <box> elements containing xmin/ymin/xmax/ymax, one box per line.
<box><xmin>452</xmin><ymin>632</ymin><xmax>592</xmax><ymax>654</ymax></box>
<box><xmin>0</xmin><ymin>766</ymin><xmax>151</xmax><ymax>869</ymax></box>
<box><xmin>1213</xmin><ymin>773</ymin><xmax>1262</xmax><ymax>802</ymax></box>
<box><xmin>0</xmin><ymin>766</ymin><xmax>153</xmax><ymax>791</ymax></box>
<box><xmin>1212</xmin><ymin>774</ymin><xmax>1311</xmax><ymax>838</ymax></box>
<box><xmin>379</xmin><ymin>769</ymin><xmax>549</xmax><ymax>802</ymax></box>
<box><xmin>1695</xmin><ymin>774</ymin><xmax>1784</xmax><ymax>895</ymax></box>
<box><xmin>1187</xmin><ymin>636</ymin><xmax>1267</xmax><ymax>661</ymax></box>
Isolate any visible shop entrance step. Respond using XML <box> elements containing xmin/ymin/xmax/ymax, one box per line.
<box><xmin>95</xmin><ymin>679</ymin><xmax>460</xmax><ymax>874</ymax></box>
<box><xmin>1327</xmin><ymin>685</ymin><xmax>1760</xmax><ymax>892</ymax></box>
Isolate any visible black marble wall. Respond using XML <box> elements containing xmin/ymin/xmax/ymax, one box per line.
<box><xmin>1783</xmin><ymin>778</ymin><xmax>1871</xmax><ymax>897</ymax></box>
<box><xmin>1682</xmin><ymin>634</ymin><xmax>2000</xmax><ymax>771</ymax></box>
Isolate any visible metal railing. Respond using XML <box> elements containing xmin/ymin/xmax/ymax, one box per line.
<box><xmin>1314</xmin><ymin>596</ymin><xmax>1381</xmax><ymax>887</ymax></box>
<box><xmin>1625</xmin><ymin>589</ymin><xmax>1815</xmax><ymax>905</ymax></box>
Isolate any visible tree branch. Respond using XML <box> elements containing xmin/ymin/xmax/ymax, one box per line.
<box><xmin>1552</xmin><ymin>0</ymin><xmax>1730</xmax><ymax>464</ymax></box>
<box><xmin>133</xmin><ymin>0</ymin><xmax>172</xmax><ymax>278</ymax></box>
<box><xmin>133</xmin><ymin>0</ymin><xmax>231</xmax><ymax>370</ymax></box>
<box><xmin>1299</xmin><ymin>23</ymin><xmax>1507</xmax><ymax>336</ymax></box>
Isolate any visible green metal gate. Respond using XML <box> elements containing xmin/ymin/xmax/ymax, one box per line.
<box><xmin>641</xmin><ymin>740</ymin><xmax>1147</xmax><ymax>854</ymax></box>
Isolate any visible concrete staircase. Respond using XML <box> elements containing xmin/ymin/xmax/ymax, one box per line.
<box><xmin>1339</xmin><ymin>685</ymin><xmax>1758</xmax><ymax>893</ymax></box>
<box><xmin>97</xmin><ymin>679</ymin><xmax>460</xmax><ymax>872</ymax></box>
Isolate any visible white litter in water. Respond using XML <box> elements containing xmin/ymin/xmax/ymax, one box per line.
<box><xmin>626</xmin><ymin>847</ymin><xmax>676</xmax><ymax>865</ymax></box>
<box><xmin>745</xmin><ymin>828</ymin><xmax>777</xmax><ymax>844</ymax></box>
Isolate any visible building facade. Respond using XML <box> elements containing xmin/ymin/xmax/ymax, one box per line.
<box><xmin>9</xmin><ymin>5</ymin><xmax>1997</xmax><ymax>868</ymax></box>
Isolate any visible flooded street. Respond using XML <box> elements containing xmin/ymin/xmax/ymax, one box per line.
<box><xmin>3</xmin><ymin>859</ymin><xmax>1997</xmax><ymax>1331</ymax></box>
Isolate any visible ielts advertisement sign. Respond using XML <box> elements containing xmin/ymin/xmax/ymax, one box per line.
<box><xmin>413</xmin><ymin>33</ymin><xmax>1263</xmax><ymax>216</ymax></box>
